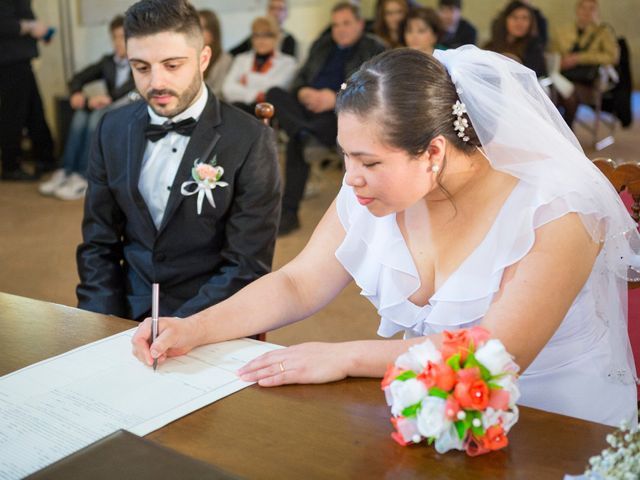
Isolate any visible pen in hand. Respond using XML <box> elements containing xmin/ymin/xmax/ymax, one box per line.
<box><xmin>151</xmin><ymin>283</ymin><xmax>159</xmax><ymax>372</ymax></box>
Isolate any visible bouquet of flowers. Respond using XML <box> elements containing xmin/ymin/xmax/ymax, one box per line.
<box><xmin>382</xmin><ymin>326</ymin><xmax>520</xmax><ymax>456</ymax></box>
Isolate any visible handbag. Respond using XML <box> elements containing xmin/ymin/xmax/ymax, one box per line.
<box><xmin>562</xmin><ymin>64</ymin><xmax>599</xmax><ymax>84</ymax></box>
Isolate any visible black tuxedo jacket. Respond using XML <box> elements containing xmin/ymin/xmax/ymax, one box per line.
<box><xmin>76</xmin><ymin>91</ymin><xmax>281</xmax><ymax>320</ymax></box>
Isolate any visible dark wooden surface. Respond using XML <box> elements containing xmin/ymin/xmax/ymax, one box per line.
<box><xmin>1</xmin><ymin>292</ymin><xmax>610</xmax><ymax>479</ymax></box>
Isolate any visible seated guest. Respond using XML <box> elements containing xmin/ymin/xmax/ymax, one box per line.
<box><xmin>39</xmin><ymin>15</ymin><xmax>134</xmax><ymax>200</ymax></box>
<box><xmin>437</xmin><ymin>0</ymin><xmax>477</xmax><ymax>49</ymax></box>
<box><xmin>373</xmin><ymin>0</ymin><xmax>410</xmax><ymax>48</ymax></box>
<box><xmin>76</xmin><ymin>0</ymin><xmax>281</xmax><ymax>321</ymax></box>
<box><xmin>551</xmin><ymin>0</ymin><xmax>619</xmax><ymax>128</ymax></box>
<box><xmin>401</xmin><ymin>7</ymin><xmax>444</xmax><ymax>54</ymax></box>
<box><xmin>484</xmin><ymin>1</ymin><xmax>546</xmax><ymax>77</ymax></box>
<box><xmin>222</xmin><ymin>16</ymin><xmax>297</xmax><ymax>113</ymax></box>
<box><xmin>230</xmin><ymin>0</ymin><xmax>297</xmax><ymax>58</ymax></box>
<box><xmin>518</xmin><ymin>0</ymin><xmax>548</xmax><ymax>47</ymax></box>
<box><xmin>266</xmin><ymin>2</ymin><xmax>385</xmax><ymax>235</ymax></box>
<box><xmin>199</xmin><ymin>9</ymin><xmax>232</xmax><ymax>99</ymax></box>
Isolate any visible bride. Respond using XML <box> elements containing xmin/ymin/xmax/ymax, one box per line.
<box><xmin>132</xmin><ymin>46</ymin><xmax>639</xmax><ymax>426</ymax></box>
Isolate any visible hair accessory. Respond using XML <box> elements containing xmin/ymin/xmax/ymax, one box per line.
<box><xmin>340</xmin><ymin>82</ymin><xmax>348</xmax><ymax>91</ymax></box>
<box><xmin>452</xmin><ymin>100</ymin><xmax>470</xmax><ymax>142</ymax></box>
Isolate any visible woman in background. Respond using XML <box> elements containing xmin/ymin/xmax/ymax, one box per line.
<box><xmin>401</xmin><ymin>7</ymin><xmax>444</xmax><ymax>55</ymax></box>
<box><xmin>222</xmin><ymin>16</ymin><xmax>297</xmax><ymax>113</ymax></box>
<box><xmin>484</xmin><ymin>0</ymin><xmax>546</xmax><ymax>77</ymax></box>
<box><xmin>373</xmin><ymin>0</ymin><xmax>410</xmax><ymax>48</ymax></box>
<box><xmin>199</xmin><ymin>9</ymin><xmax>232</xmax><ymax>99</ymax></box>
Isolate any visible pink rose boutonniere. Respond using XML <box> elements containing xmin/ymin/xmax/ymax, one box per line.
<box><xmin>180</xmin><ymin>156</ymin><xmax>229</xmax><ymax>214</ymax></box>
<box><xmin>382</xmin><ymin>327</ymin><xmax>520</xmax><ymax>456</ymax></box>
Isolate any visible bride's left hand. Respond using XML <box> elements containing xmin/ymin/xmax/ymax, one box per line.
<box><xmin>237</xmin><ymin>342</ymin><xmax>350</xmax><ymax>386</ymax></box>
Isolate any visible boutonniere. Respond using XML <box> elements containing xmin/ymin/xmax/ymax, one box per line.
<box><xmin>180</xmin><ymin>156</ymin><xmax>229</xmax><ymax>214</ymax></box>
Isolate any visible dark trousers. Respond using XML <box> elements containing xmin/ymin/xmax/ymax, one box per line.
<box><xmin>0</xmin><ymin>61</ymin><xmax>55</xmax><ymax>173</ymax></box>
<box><xmin>266</xmin><ymin>87</ymin><xmax>337</xmax><ymax>215</ymax></box>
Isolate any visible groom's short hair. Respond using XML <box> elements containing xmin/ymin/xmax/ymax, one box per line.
<box><xmin>124</xmin><ymin>0</ymin><xmax>202</xmax><ymax>43</ymax></box>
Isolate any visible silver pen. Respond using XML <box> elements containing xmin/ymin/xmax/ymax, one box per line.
<box><xmin>151</xmin><ymin>283</ymin><xmax>159</xmax><ymax>371</ymax></box>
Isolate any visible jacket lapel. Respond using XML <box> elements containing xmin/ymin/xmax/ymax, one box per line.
<box><xmin>157</xmin><ymin>92</ymin><xmax>222</xmax><ymax>236</ymax></box>
<box><xmin>127</xmin><ymin>105</ymin><xmax>157</xmax><ymax>237</ymax></box>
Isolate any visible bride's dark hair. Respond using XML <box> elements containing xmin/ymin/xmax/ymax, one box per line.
<box><xmin>336</xmin><ymin>48</ymin><xmax>479</xmax><ymax>157</ymax></box>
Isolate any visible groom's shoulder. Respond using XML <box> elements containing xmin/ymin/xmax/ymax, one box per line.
<box><xmin>217</xmin><ymin>100</ymin><xmax>270</xmax><ymax>141</ymax></box>
<box><xmin>100</xmin><ymin>100</ymin><xmax>147</xmax><ymax>131</ymax></box>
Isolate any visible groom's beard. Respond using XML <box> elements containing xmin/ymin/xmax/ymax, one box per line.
<box><xmin>144</xmin><ymin>73</ymin><xmax>202</xmax><ymax>119</ymax></box>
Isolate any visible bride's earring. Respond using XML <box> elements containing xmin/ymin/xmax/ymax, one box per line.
<box><xmin>431</xmin><ymin>164</ymin><xmax>440</xmax><ymax>173</ymax></box>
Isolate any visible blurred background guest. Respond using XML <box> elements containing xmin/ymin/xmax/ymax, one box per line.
<box><xmin>0</xmin><ymin>0</ymin><xmax>56</xmax><ymax>181</ymax></box>
<box><xmin>401</xmin><ymin>6</ymin><xmax>444</xmax><ymax>55</ymax></box>
<box><xmin>519</xmin><ymin>0</ymin><xmax>548</xmax><ymax>47</ymax></box>
<box><xmin>373</xmin><ymin>0</ymin><xmax>410</xmax><ymax>48</ymax></box>
<box><xmin>230</xmin><ymin>0</ymin><xmax>297</xmax><ymax>58</ymax></box>
<box><xmin>222</xmin><ymin>16</ymin><xmax>297</xmax><ymax>113</ymax></box>
<box><xmin>551</xmin><ymin>0</ymin><xmax>619</xmax><ymax>128</ymax></box>
<box><xmin>199</xmin><ymin>9</ymin><xmax>232</xmax><ymax>99</ymax></box>
<box><xmin>484</xmin><ymin>0</ymin><xmax>546</xmax><ymax>77</ymax></box>
<box><xmin>39</xmin><ymin>15</ymin><xmax>134</xmax><ymax>201</ymax></box>
<box><xmin>265</xmin><ymin>2</ymin><xmax>385</xmax><ymax>235</ymax></box>
<box><xmin>437</xmin><ymin>0</ymin><xmax>477</xmax><ymax>49</ymax></box>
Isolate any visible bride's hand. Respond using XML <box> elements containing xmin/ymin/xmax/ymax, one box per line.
<box><xmin>131</xmin><ymin>316</ymin><xmax>201</xmax><ymax>366</ymax></box>
<box><xmin>237</xmin><ymin>342</ymin><xmax>350</xmax><ymax>386</ymax></box>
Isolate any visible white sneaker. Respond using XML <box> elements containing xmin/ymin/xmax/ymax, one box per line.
<box><xmin>53</xmin><ymin>173</ymin><xmax>88</xmax><ymax>200</ymax></box>
<box><xmin>38</xmin><ymin>169</ymin><xmax>68</xmax><ymax>196</ymax></box>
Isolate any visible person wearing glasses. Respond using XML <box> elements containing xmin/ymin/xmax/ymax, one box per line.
<box><xmin>222</xmin><ymin>16</ymin><xmax>297</xmax><ymax>113</ymax></box>
<box><xmin>229</xmin><ymin>0</ymin><xmax>297</xmax><ymax>58</ymax></box>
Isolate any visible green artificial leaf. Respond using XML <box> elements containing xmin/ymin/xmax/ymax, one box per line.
<box><xmin>446</xmin><ymin>353</ymin><xmax>461</xmax><ymax>371</ymax></box>
<box><xmin>487</xmin><ymin>382</ymin><xmax>503</xmax><ymax>390</ymax></box>
<box><xmin>427</xmin><ymin>437</ymin><xmax>435</xmax><ymax>445</ymax></box>
<box><xmin>401</xmin><ymin>403</ymin><xmax>421</xmax><ymax>418</ymax></box>
<box><xmin>395</xmin><ymin>370</ymin><xmax>417</xmax><ymax>382</ymax></box>
<box><xmin>454</xmin><ymin>420</ymin><xmax>467</xmax><ymax>440</ymax></box>
<box><xmin>428</xmin><ymin>387</ymin><xmax>449</xmax><ymax>399</ymax></box>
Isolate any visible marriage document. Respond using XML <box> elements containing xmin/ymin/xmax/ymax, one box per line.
<box><xmin>0</xmin><ymin>330</ymin><xmax>282</xmax><ymax>479</ymax></box>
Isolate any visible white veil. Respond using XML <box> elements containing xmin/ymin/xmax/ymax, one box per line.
<box><xmin>433</xmin><ymin>45</ymin><xmax>640</xmax><ymax>384</ymax></box>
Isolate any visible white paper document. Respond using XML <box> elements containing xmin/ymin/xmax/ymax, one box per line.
<box><xmin>0</xmin><ymin>329</ymin><xmax>282</xmax><ymax>479</ymax></box>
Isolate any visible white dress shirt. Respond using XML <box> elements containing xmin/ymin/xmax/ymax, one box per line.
<box><xmin>138</xmin><ymin>86</ymin><xmax>208</xmax><ymax>229</ymax></box>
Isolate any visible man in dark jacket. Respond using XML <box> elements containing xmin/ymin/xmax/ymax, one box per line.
<box><xmin>438</xmin><ymin>0</ymin><xmax>477</xmax><ymax>49</ymax></box>
<box><xmin>76</xmin><ymin>0</ymin><xmax>281</xmax><ymax>321</ymax></box>
<box><xmin>267</xmin><ymin>2</ymin><xmax>386</xmax><ymax>234</ymax></box>
<box><xmin>39</xmin><ymin>15</ymin><xmax>136</xmax><ymax>200</ymax></box>
<box><xmin>0</xmin><ymin>0</ymin><xmax>56</xmax><ymax>180</ymax></box>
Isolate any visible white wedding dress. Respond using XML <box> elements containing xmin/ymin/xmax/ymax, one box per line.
<box><xmin>335</xmin><ymin>179</ymin><xmax>637</xmax><ymax>427</ymax></box>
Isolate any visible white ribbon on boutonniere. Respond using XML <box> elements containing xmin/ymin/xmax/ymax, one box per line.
<box><xmin>180</xmin><ymin>156</ymin><xmax>229</xmax><ymax>215</ymax></box>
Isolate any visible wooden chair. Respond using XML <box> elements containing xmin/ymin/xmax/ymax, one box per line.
<box><xmin>252</xmin><ymin>102</ymin><xmax>276</xmax><ymax>342</ymax></box>
<box><xmin>576</xmin><ymin>67</ymin><xmax>619</xmax><ymax>151</ymax></box>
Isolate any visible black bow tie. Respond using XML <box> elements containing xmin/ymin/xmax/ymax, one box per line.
<box><xmin>145</xmin><ymin>117</ymin><xmax>197</xmax><ymax>142</ymax></box>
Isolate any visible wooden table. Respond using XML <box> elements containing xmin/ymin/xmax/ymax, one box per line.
<box><xmin>1</xmin><ymin>292</ymin><xmax>610</xmax><ymax>479</ymax></box>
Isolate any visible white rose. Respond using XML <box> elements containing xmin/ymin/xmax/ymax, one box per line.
<box><xmin>395</xmin><ymin>340</ymin><xmax>442</xmax><ymax>372</ymax></box>
<box><xmin>475</xmin><ymin>339</ymin><xmax>517</xmax><ymax>376</ymax></box>
<box><xmin>482</xmin><ymin>405</ymin><xmax>519</xmax><ymax>432</ymax></box>
<box><xmin>434</xmin><ymin>424</ymin><xmax>464</xmax><ymax>454</ymax></box>
<box><xmin>494</xmin><ymin>374</ymin><xmax>521</xmax><ymax>406</ymax></box>
<box><xmin>416</xmin><ymin>396</ymin><xmax>449</xmax><ymax>438</ymax></box>
<box><xmin>389</xmin><ymin>378</ymin><xmax>428</xmax><ymax>416</ymax></box>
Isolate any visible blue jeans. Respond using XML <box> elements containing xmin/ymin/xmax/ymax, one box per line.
<box><xmin>61</xmin><ymin>108</ymin><xmax>106</xmax><ymax>176</ymax></box>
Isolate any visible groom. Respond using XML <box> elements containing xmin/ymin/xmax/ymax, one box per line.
<box><xmin>76</xmin><ymin>0</ymin><xmax>281</xmax><ymax>320</ymax></box>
